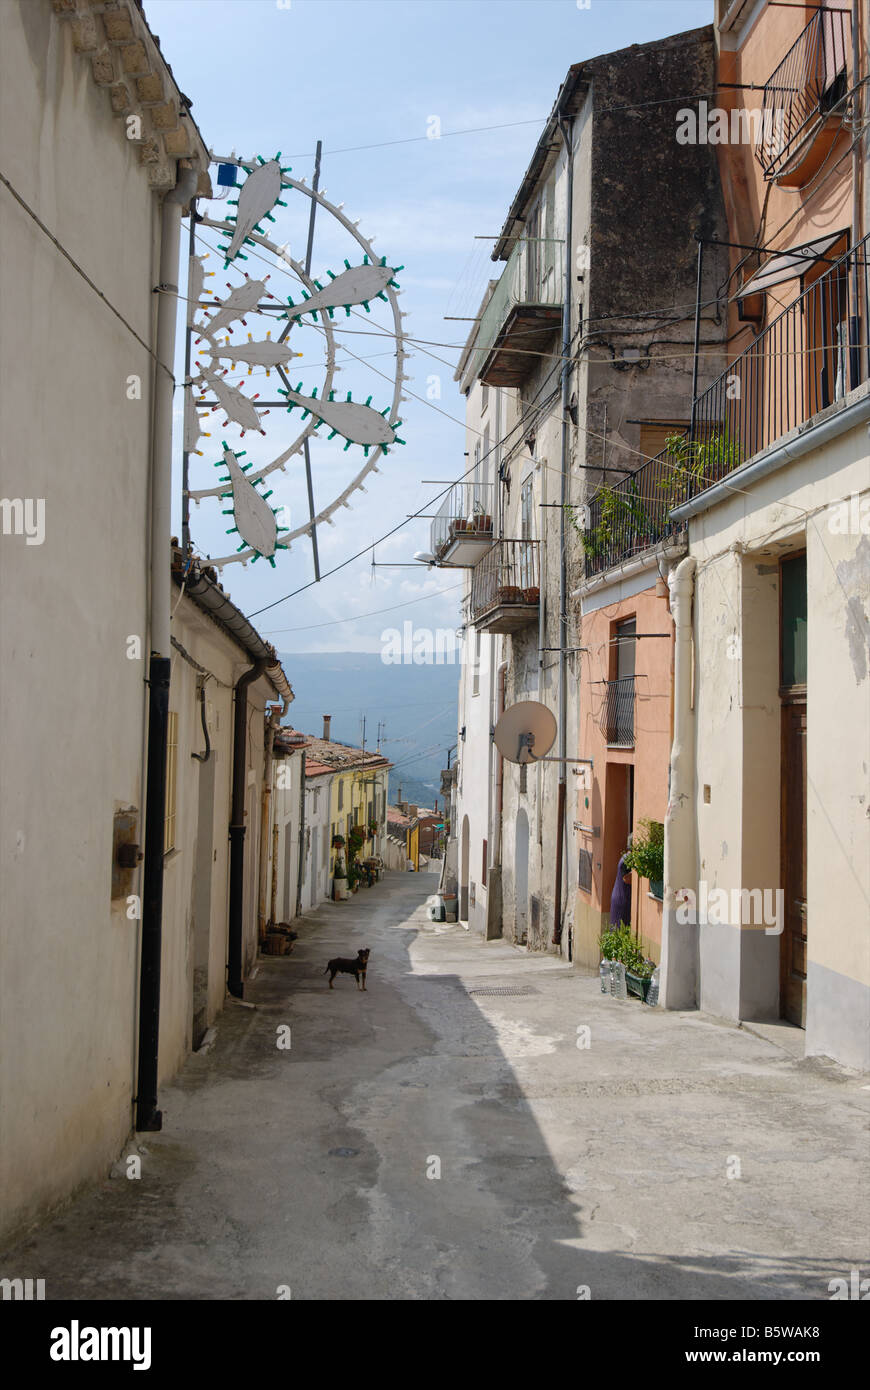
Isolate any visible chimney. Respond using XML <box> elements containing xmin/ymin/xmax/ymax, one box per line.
<box><xmin>397</xmin><ymin>785</ymin><xmax>402</xmax><ymax>804</ymax></box>
<box><xmin>322</xmin><ymin>714</ymin><xmax>332</xmax><ymax>741</ymax></box>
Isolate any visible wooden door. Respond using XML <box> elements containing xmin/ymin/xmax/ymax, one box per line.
<box><xmin>780</xmin><ymin>699</ymin><xmax>807</xmax><ymax>1026</ymax></box>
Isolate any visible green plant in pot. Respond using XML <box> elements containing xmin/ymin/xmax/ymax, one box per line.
<box><xmin>659</xmin><ymin>430</ymin><xmax>741</xmax><ymax>510</ymax></box>
<box><xmin>623</xmin><ymin>817</ymin><xmax>664</xmax><ymax>900</ymax></box>
<box><xmin>598</xmin><ymin>924</ymin><xmax>656</xmax><ymax>999</ymax></box>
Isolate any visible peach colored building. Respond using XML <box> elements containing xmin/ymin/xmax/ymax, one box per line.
<box><xmin>573</xmin><ymin>582</ymin><xmax>676</xmax><ymax>969</ymax></box>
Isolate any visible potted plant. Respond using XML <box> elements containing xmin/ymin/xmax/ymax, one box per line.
<box><xmin>332</xmin><ymin>834</ymin><xmax>345</xmax><ymax>850</ymax></box>
<box><xmin>497</xmin><ymin>584</ymin><xmax>522</xmax><ymax>603</ymax></box>
<box><xmin>658</xmin><ymin>431</ymin><xmax>741</xmax><ymax>509</ymax></box>
<box><xmin>368</xmin><ymin>820</ymin><xmax>378</xmax><ymax>838</ymax></box>
<box><xmin>598</xmin><ymin>924</ymin><xmax>657</xmax><ymax>1001</ymax></box>
<box><xmin>623</xmin><ymin>818</ymin><xmax>664</xmax><ymax>900</ymax></box>
<box><xmin>473</xmin><ymin>513</ymin><xmax>492</xmax><ymax>533</ymax></box>
<box><xmin>522</xmin><ymin>585</ymin><xmax>540</xmax><ymax>604</ymax></box>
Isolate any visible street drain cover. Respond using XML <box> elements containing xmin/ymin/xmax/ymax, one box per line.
<box><xmin>467</xmin><ymin>985</ymin><xmax>539</xmax><ymax>997</ymax></box>
<box><xmin>328</xmin><ymin>1147</ymin><xmax>359</xmax><ymax>1157</ymax></box>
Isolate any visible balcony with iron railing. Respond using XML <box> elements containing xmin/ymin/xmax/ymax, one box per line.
<box><xmin>470</xmin><ymin>538</ymin><xmax>540</xmax><ymax>634</ymax></box>
<box><xmin>469</xmin><ymin>236</ymin><xmax>563</xmax><ymax>388</ymax></box>
<box><xmin>581</xmin><ymin>234</ymin><xmax>869</xmax><ymax>579</ymax></box>
<box><xmin>756</xmin><ymin>4</ymin><xmax>851</xmax><ymax>184</ymax></box>
<box><xmin>430</xmin><ymin>481</ymin><xmax>495</xmax><ymax>567</ymax></box>
<box><xmin>600</xmin><ymin>676</ymin><xmax>635</xmax><ymax>748</ymax></box>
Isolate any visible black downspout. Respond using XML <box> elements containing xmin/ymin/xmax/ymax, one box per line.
<box><xmin>135</xmin><ymin>654</ymin><xmax>170</xmax><ymax>1132</ymax></box>
<box><xmin>228</xmin><ymin>659</ymin><xmax>267</xmax><ymax>998</ymax></box>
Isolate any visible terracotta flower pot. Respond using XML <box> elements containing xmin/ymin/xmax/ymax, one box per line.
<box><xmin>522</xmin><ymin>586</ymin><xmax>540</xmax><ymax>604</ymax></box>
<box><xmin>498</xmin><ymin>585</ymin><xmax>522</xmax><ymax>604</ymax></box>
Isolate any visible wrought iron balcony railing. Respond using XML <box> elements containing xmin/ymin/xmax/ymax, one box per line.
<box><xmin>581</xmin><ymin>444</ymin><xmax>686</xmax><ymax>578</ymax></box>
<box><xmin>600</xmin><ymin>676</ymin><xmax>635</xmax><ymax>748</ymax></box>
<box><xmin>581</xmin><ymin>234</ymin><xmax>869</xmax><ymax>579</ymax></box>
<box><xmin>756</xmin><ymin>4</ymin><xmax>851</xmax><ymax>181</ymax></box>
<box><xmin>694</xmin><ymin>233</ymin><xmax>868</xmax><ymax>468</ymax></box>
<box><xmin>430</xmin><ymin>481</ymin><xmax>495</xmax><ymax>565</ymax></box>
<box><xmin>471</xmin><ymin>539</ymin><xmax>540</xmax><ymax>633</ymax></box>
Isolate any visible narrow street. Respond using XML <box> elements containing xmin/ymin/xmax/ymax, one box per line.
<box><xmin>4</xmin><ymin>871</ymin><xmax>867</xmax><ymax>1302</ymax></box>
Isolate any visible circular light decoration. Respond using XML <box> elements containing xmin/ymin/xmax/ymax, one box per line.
<box><xmin>185</xmin><ymin>152</ymin><xmax>408</xmax><ymax>568</ymax></box>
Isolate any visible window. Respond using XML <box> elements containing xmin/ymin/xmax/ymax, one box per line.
<box><xmin>578</xmin><ymin>848</ymin><xmax>593</xmax><ymax>893</ymax></box>
<box><xmin>482</xmin><ymin>839</ymin><xmax>488</xmax><ymax>887</ymax></box>
<box><xmin>780</xmin><ymin>552</ymin><xmax>807</xmax><ymax>688</ymax></box>
<box><xmin>638</xmin><ymin>421</ymin><xmax>688</xmax><ymax>464</ymax></box>
<box><xmin>337</xmin><ymin>780</ymin><xmax>344</xmax><ymax>811</ymax></box>
<box><xmin>520</xmin><ymin>475</ymin><xmax>534</xmax><ymax>540</ymax></box>
<box><xmin>471</xmin><ymin>628</ymin><xmax>482</xmax><ymax>697</ymax></box>
<box><xmin>481</xmin><ymin>383</ymin><xmax>489</xmax><ymax>415</ymax></box>
<box><xmin>164</xmin><ymin>711</ymin><xmax>178</xmax><ymax>854</ymax></box>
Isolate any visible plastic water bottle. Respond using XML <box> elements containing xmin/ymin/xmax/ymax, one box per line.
<box><xmin>599</xmin><ymin>960</ymin><xmax>611</xmax><ymax>994</ymax></box>
<box><xmin>610</xmin><ymin>961</ymin><xmax>627</xmax><ymax>1000</ymax></box>
<box><xmin>646</xmin><ymin>966</ymin><xmax>660</xmax><ymax>1007</ymax></box>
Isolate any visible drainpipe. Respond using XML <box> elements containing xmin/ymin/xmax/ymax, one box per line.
<box><xmin>136</xmin><ymin>162</ymin><xmax>199</xmax><ymax>1134</ymax></box>
<box><xmin>660</xmin><ymin>556</ymin><xmax>698</xmax><ymax>1010</ymax></box>
<box><xmin>851</xmin><ymin>0</ymin><xmax>864</xmax><ymax>386</ymax></box>
<box><xmin>553</xmin><ymin>112</ymin><xmax>574</xmax><ymax>949</ymax></box>
<box><xmin>485</xmin><ymin>658</ymin><xmax>509</xmax><ymax>940</ymax></box>
<box><xmin>295</xmin><ymin>750</ymin><xmax>307</xmax><ymax>916</ymax></box>
<box><xmin>258</xmin><ymin>697</ymin><xmax>289</xmax><ymax>940</ymax></box>
<box><xmin>228</xmin><ymin>659</ymin><xmax>267</xmax><ymax>998</ymax></box>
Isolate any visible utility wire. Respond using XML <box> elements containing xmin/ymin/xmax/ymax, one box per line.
<box><xmin>0</xmin><ymin>167</ymin><xmax>170</xmax><ymax>375</ymax></box>
<box><xmin>279</xmin><ymin>90</ymin><xmax>736</xmax><ymax>161</ymax></box>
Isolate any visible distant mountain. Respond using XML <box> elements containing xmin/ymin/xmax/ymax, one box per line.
<box><xmin>279</xmin><ymin>651</ymin><xmax>460</xmax><ymax>810</ymax></box>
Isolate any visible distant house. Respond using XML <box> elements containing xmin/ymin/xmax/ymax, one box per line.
<box><xmin>386</xmin><ymin>802</ymin><xmax>420</xmax><ymax>871</ymax></box>
<box><xmin>271</xmin><ymin>716</ymin><xmax>391</xmax><ymax>904</ymax></box>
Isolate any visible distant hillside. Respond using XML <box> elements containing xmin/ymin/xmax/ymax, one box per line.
<box><xmin>279</xmin><ymin>651</ymin><xmax>460</xmax><ymax>809</ymax></box>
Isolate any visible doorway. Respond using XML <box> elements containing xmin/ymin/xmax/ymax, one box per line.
<box><xmin>603</xmin><ymin>761</ymin><xmax>634</xmax><ymax>928</ymax></box>
<box><xmin>779</xmin><ymin>552</ymin><xmax>807</xmax><ymax>1027</ymax></box>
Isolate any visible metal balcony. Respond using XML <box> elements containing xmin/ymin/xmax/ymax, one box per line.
<box><xmin>582</xmin><ymin>444</ymin><xmax>685</xmax><ymax>578</ymax></box>
<box><xmin>469</xmin><ymin>237</ymin><xmax>563</xmax><ymax>387</ymax></box>
<box><xmin>756</xmin><ymin>5</ymin><xmax>851</xmax><ymax>183</ymax></box>
<box><xmin>581</xmin><ymin>234</ymin><xmax>869</xmax><ymax>578</ymax></box>
<box><xmin>600</xmin><ymin>676</ymin><xmax>635</xmax><ymax>748</ymax></box>
<box><xmin>694</xmin><ymin>233</ymin><xmax>868</xmax><ymax>465</ymax></box>
<box><xmin>470</xmin><ymin>539</ymin><xmax>540</xmax><ymax>634</ymax></box>
<box><xmin>430</xmin><ymin>482</ymin><xmax>495</xmax><ymax>567</ymax></box>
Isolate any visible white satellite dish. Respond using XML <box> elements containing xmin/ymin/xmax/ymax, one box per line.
<box><xmin>493</xmin><ymin>700</ymin><xmax>557</xmax><ymax>765</ymax></box>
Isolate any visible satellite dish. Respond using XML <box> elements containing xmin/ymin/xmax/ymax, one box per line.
<box><xmin>493</xmin><ymin>701</ymin><xmax>557</xmax><ymax>765</ymax></box>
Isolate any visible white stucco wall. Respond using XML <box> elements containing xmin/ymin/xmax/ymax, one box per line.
<box><xmin>302</xmin><ymin>775</ymin><xmax>333</xmax><ymax>911</ymax></box>
<box><xmin>683</xmin><ymin>401</ymin><xmax>870</xmax><ymax>1068</ymax></box>
<box><xmin>0</xmin><ymin>4</ymin><xmax>161</xmax><ymax>1237</ymax></box>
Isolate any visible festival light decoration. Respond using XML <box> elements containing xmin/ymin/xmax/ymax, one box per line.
<box><xmin>184</xmin><ymin>151</ymin><xmax>408</xmax><ymax>569</ymax></box>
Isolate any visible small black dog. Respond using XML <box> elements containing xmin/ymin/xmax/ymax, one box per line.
<box><xmin>325</xmin><ymin>948</ymin><xmax>370</xmax><ymax>990</ymax></box>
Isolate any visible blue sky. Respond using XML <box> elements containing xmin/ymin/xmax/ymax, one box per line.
<box><xmin>149</xmin><ymin>0</ymin><xmax>711</xmax><ymax>652</ymax></box>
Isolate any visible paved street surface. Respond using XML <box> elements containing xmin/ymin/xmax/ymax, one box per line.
<box><xmin>4</xmin><ymin>870</ymin><xmax>868</xmax><ymax>1300</ymax></box>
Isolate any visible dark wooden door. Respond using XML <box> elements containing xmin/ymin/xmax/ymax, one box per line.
<box><xmin>780</xmin><ymin>700</ymin><xmax>807</xmax><ymax>1026</ymax></box>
